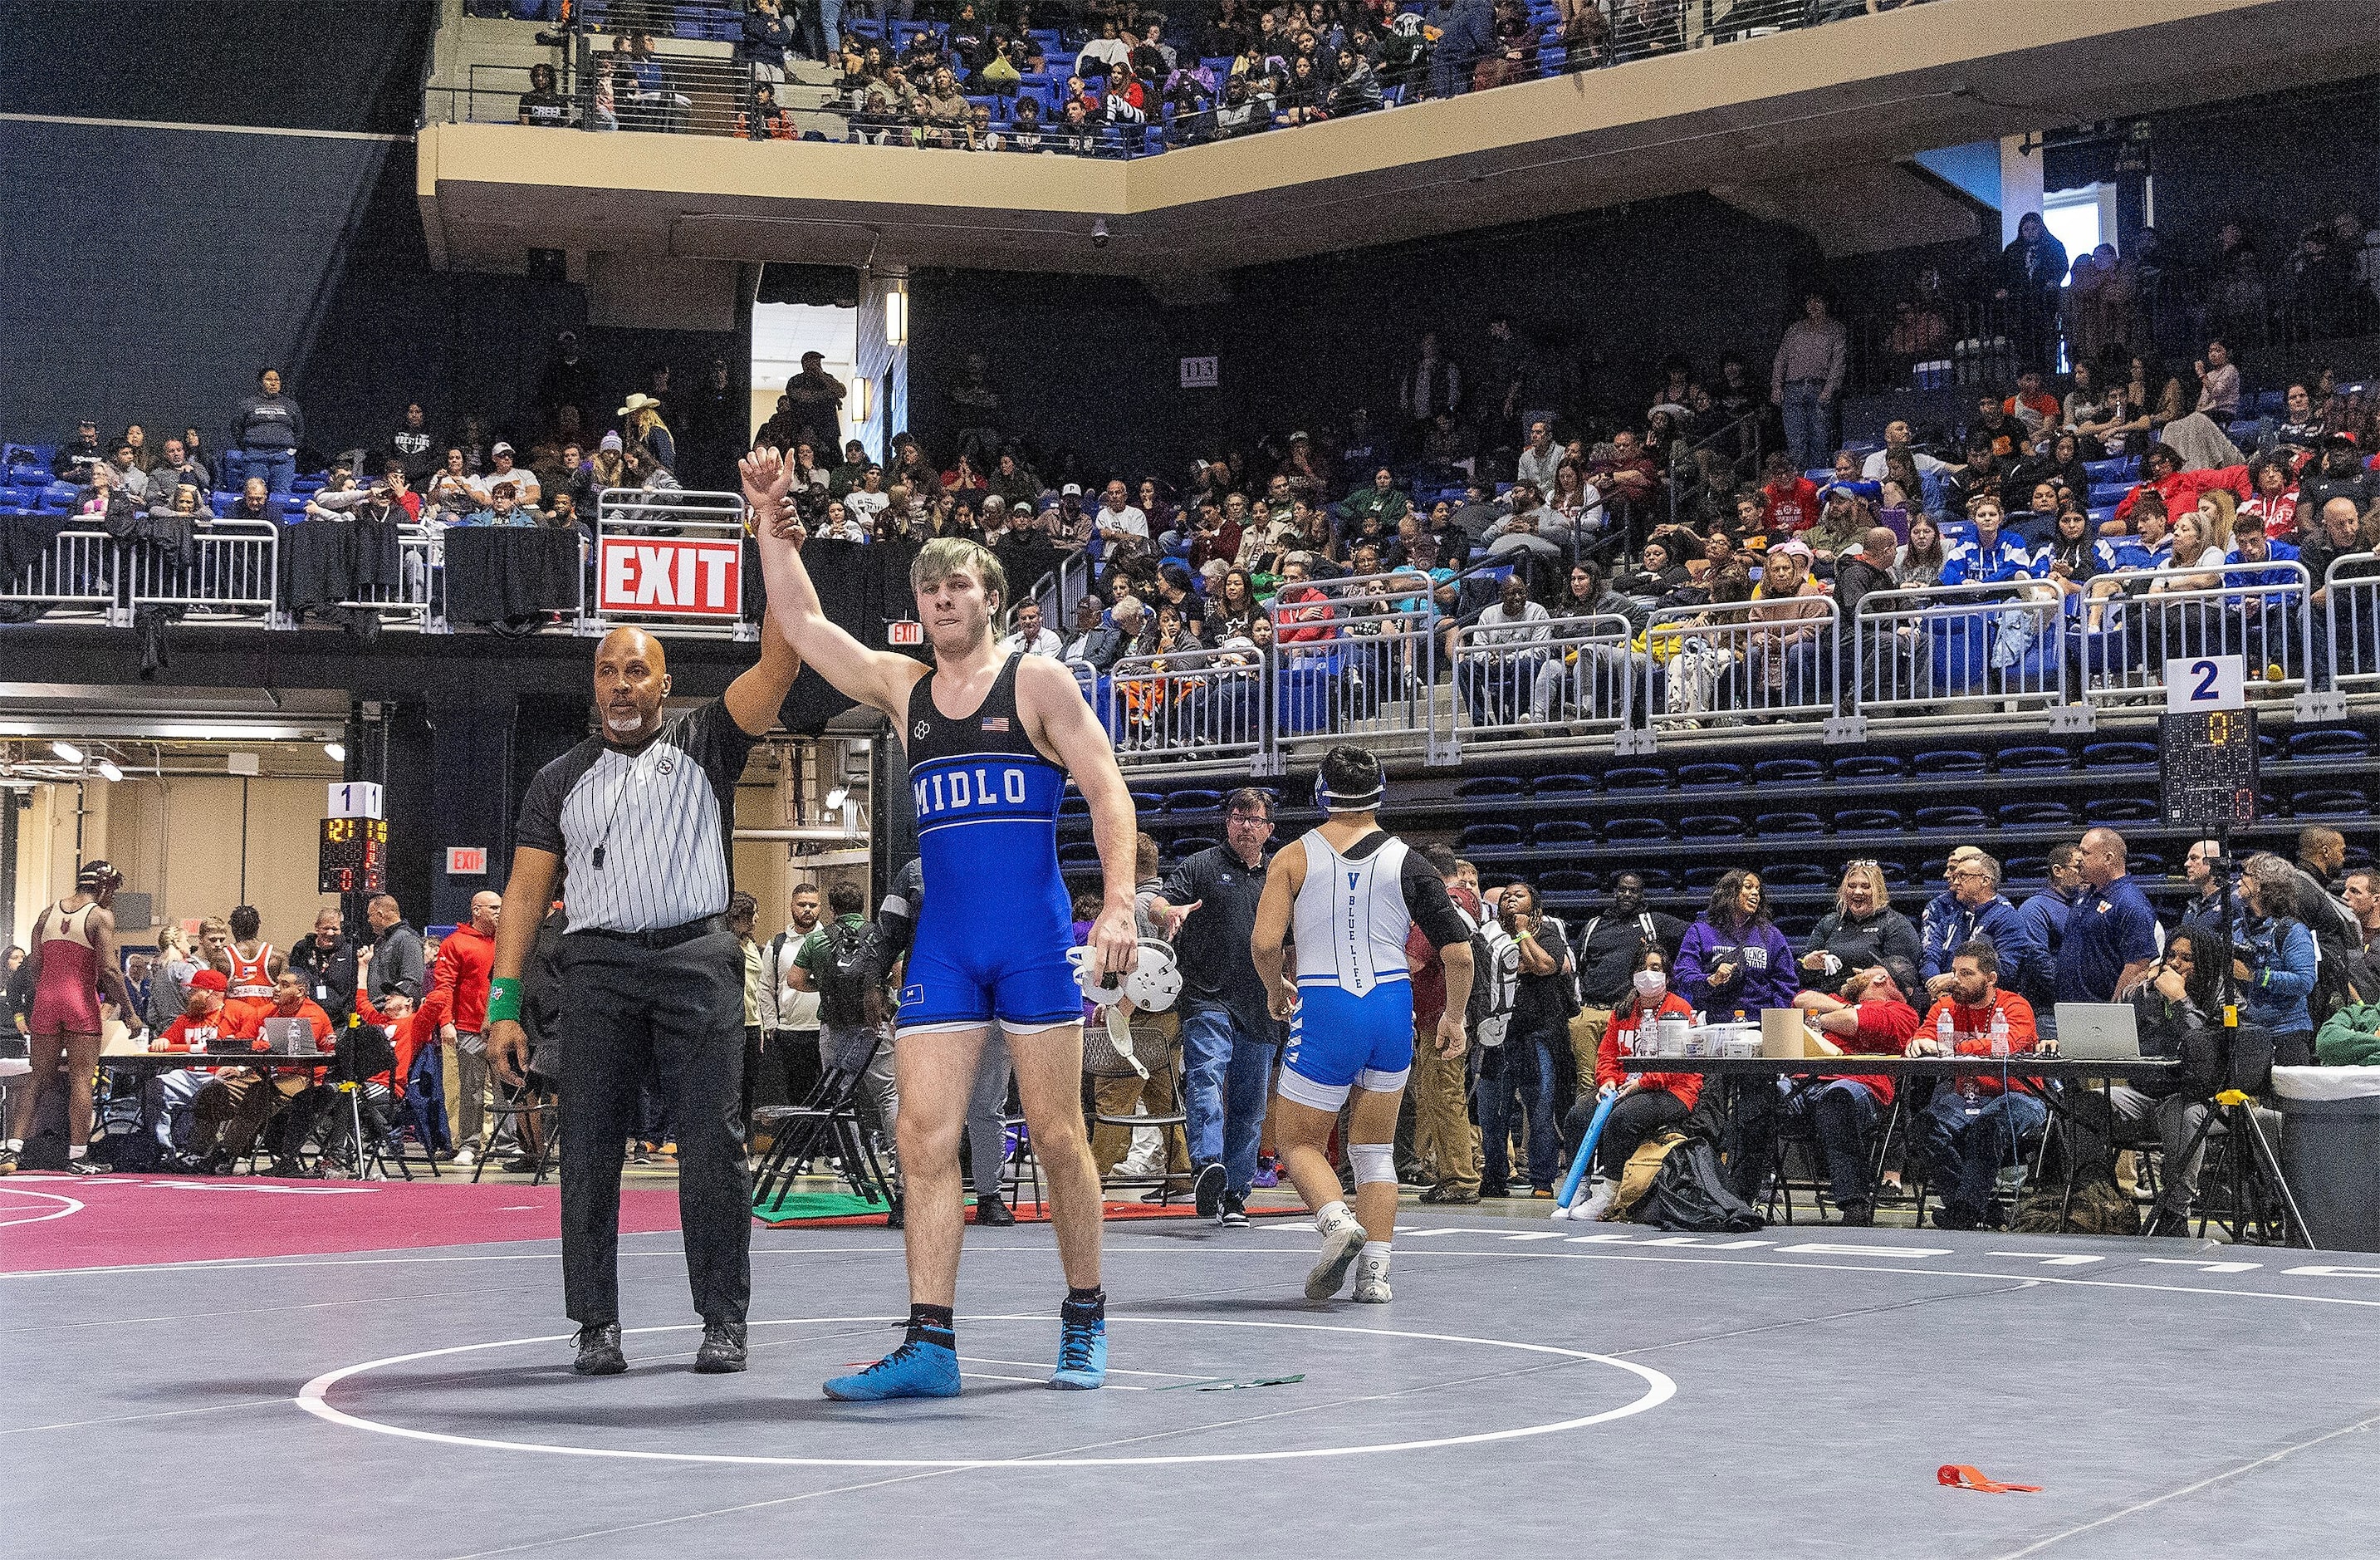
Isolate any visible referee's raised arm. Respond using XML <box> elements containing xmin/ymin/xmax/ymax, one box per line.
<box><xmin>743</xmin><ymin>445</ymin><xmax>927</xmax><ymax>719</ymax></box>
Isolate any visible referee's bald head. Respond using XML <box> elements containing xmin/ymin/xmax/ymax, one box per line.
<box><xmin>596</xmin><ymin>625</ymin><xmax>672</xmax><ymax>742</ymax></box>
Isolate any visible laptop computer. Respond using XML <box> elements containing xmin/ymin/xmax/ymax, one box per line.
<box><xmin>2054</xmin><ymin>1003</ymin><xmax>2142</xmax><ymax>1061</ymax></box>
<box><xmin>260</xmin><ymin>1017</ymin><xmax>317</xmax><ymax>1056</ymax></box>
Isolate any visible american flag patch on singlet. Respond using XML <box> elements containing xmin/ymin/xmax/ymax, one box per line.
<box><xmin>981</xmin><ymin>717</ymin><xmax>1010</xmax><ymax>731</ymax></box>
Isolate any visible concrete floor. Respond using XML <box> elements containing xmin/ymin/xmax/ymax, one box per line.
<box><xmin>7</xmin><ymin>1207</ymin><xmax>2380</xmax><ymax>1559</ymax></box>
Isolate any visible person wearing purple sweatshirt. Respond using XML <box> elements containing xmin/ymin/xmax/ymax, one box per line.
<box><xmin>231</xmin><ymin>367</ymin><xmax>304</xmax><ymax>495</ymax></box>
<box><xmin>1674</xmin><ymin>870</ymin><xmax>1798</xmax><ymax>1018</ymax></box>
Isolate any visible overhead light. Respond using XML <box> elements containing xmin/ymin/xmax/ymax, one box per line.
<box><xmin>323</xmin><ymin>742</ymin><xmax>346</xmax><ymax>763</ymax></box>
<box><xmin>51</xmin><ymin>740</ymin><xmax>82</xmax><ymax>764</ymax></box>
<box><xmin>95</xmin><ymin>759</ymin><xmax>124</xmax><ymax>782</ymax></box>
<box><xmin>823</xmin><ymin>787</ymin><xmax>849</xmax><ymax>812</ymax></box>
<box><xmin>853</xmin><ymin>375</ymin><xmax>874</xmax><ymax>424</ymax></box>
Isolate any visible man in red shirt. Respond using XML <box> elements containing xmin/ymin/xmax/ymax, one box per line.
<box><xmin>149</xmin><ymin>968</ymin><xmax>234</xmax><ymax>1170</ymax></box>
<box><xmin>431</xmin><ymin>890</ymin><xmax>502</xmax><ymax>1167</ymax></box>
<box><xmin>1785</xmin><ymin>968</ymin><xmax>1922</xmax><ymax>1226</ymax></box>
<box><xmin>1271</xmin><ymin>553</ymin><xmax>1334</xmax><ymax>645</ymax></box>
<box><xmin>1756</xmin><ymin>451</ymin><xmax>1821</xmax><ymax>536</ymax></box>
<box><xmin>1911</xmin><ymin>940</ymin><xmax>2045</xmax><ymax>1230</ymax></box>
<box><xmin>189</xmin><ymin>971</ymin><xmax>334</xmax><ymax>1173</ymax></box>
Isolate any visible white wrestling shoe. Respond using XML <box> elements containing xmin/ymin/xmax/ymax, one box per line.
<box><xmin>1305</xmin><ymin>1208</ymin><xmax>1367</xmax><ymax>1301</ymax></box>
<box><xmin>1352</xmin><ymin>1248</ymin><xmax>1392</xmax><ymax>1302</ymax></box>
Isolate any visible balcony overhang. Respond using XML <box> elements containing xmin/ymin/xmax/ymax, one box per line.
<box><xmin>419</xmin><ymin>0</ymin><xmax>2380</xmax><ymax>280</ymax></box>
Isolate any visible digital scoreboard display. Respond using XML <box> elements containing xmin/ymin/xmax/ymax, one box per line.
<box><xmin>2159</xmin><ymin>709</ymin><xmax>2259</xmax><ymax>827</ymax></box>
<box><xmin>318</xmin><ymin>816</ymin><xmax>389</xmax><ymax>895</ymax></box>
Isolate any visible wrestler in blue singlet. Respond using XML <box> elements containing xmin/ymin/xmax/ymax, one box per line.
<box><xmin>899</xmin><ymin>650</ymin><xmax>1080</xmax><ymax>1033</ymax></box>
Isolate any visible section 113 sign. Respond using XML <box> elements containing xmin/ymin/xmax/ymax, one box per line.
<box><xmin>598</xmin><ymin>537</ymin><xmax>742</xmax><ymax>616</ymax></box>
<box><xmin>1179</xmin><ymin>355</ymin><xmax>1219</xmax><ymax>390</ymax></box>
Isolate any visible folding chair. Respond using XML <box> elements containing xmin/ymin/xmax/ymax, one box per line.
<box><xmin>1082</xmin><ymin>1013</ymin><xmax>1192</xmax><ymax>1204</ymax></box>
<box><xmin>473</xmin><ymin>1076</ymin><xmax>560</xmax><ymax>1185</ymax></box>
<box><xmin>750</xmin><ymin>1037</ymin><xmax>897</xmax><ymax>1212</ymax></box>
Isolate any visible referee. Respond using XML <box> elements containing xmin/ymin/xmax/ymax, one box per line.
<box><xmin>487</xmin><ymin>618</ymin><xmax>801</xmax><ymax>1378</ymax></box>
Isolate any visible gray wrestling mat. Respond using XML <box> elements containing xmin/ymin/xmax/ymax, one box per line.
<box><xmin>8</xmin><ymin>1210</ymin><xmax>2380</xmax><ymax>1558</ymax></box>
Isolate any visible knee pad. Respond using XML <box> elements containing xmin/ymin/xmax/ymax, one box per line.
<box><xmin>1349</xmin><ymin>1142</ymin><xmax>1396</xmax><ymax>1187</ymax></box>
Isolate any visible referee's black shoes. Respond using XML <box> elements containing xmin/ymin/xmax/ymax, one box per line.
<box><xmin>572</xmin><ymin>1322</ymin><xmax>627</xmax><ymax>1376</ymax></box>
<box><xmin>694</xmin><ymin>1322</ymin><xmax>748</xmax><ymax>1373</ymax></box>
<box><xmin>1194</xmin><ymin>1160</ymin><xmax>1227</xmax><ymax>1219</ymax></box>
<box><xmin>976</xmin><ymin>1192</ymin><xmax>1016</xmax><ymax>1226</ymax></box>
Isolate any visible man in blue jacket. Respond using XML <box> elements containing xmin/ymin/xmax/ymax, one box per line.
<box><xmin>1919</xmin><ymin>850</ymin><xmax>2036</xmax><ymax>1003</ymax></box>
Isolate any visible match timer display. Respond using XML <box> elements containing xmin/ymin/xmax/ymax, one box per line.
<box><xmin>318</xmin><ymin>816</ymin><xmax>389</xmax><ymax>894</ymax></box>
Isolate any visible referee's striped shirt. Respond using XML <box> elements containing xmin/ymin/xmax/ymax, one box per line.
<box><xmin>515</xmin><ymin>701</ymin><xmax>756</xmax><ymax>934</ymax></box>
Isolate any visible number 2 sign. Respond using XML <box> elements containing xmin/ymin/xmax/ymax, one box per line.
<box><xmin>2165</xmin><ymin>655</ymin><xmax>2245</xmax><ymax>714</ymax></box>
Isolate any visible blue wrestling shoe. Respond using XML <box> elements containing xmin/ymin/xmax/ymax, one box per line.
<box><xmin>823</xmin><ymin>1328</ymin><xmax>961</xmax><ymax>1401</ymax></box>
<box><xmin>1050</xmin><ymin>1312</ymin><xmax>1108</xmax><ymax>1390</ymax></box>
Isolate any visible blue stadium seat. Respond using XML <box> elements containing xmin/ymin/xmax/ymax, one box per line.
<box><xmin>1677</xmin><ymin>761</ymin><xmax>1743</xmax><ymax>789</ymax></box>
<box><xmin>2088</xmin><ymin>505</ymin><xmax>2118</xmax><ymax>528</ymax></box>
<box><xmin>2084</xmin><ymin>797</ymin><xmax>2159</xmax><ymax>824</ymax></box>
<box><xmin>1677</xmin><ymin>813</ymin><xmax>1746</xmax><ymax>839</ymax></box>
<box><xmin>1169</xmin><ymin>835</ymin><xmax>1220</xmax><ymax>861</ymax></box>
<box><xmin>1916</xmin><ymin>806</ymin><xmax>1989</xmax><ymax>832</ymax></box>
<box><xmin>2005</xmin><ymin>856</ymin><xmax>2049</xmax><ymax>882</ymax></box>
<box><xmin>1998</xmin><ymin>802</ymin><xmax>2075</xmax><ymax>827</ymax></box>
<box><xmin>1996</xmin><ymin>745</ymin><xmax>2070</xmax><ymax>772</ymax></box>
<box><xmin>1913</xmin><ymin>748</ymin><xmax>1986</xmax><ymax>776</ymax></box>
<box><xmin>1459</xmin><ymin>823</ymin><xmax>1524</xmax><ymax>849</ymax></box>
<box><xmin>1682</xmin><ymin>866</ymin><xmax>1728</xmax><ymax>891</ymax></box>
<box><xmin>1531</xmin><ymin>820</ymin><xmax>1596</xmax><ymax>845</ymax></box>
<box><xmin>1602</xmin><ymin>817</ymin><xmax>1672</xmax><ymax>841</ymax></box>
<box><xmin>1762</xmin><ymin>863</ymin><xmax>1832</xmax><ymax>886</ymax></box>
<box><xmin>1831</xmin><ymin>754</ymin><xmax>1905</xmax><ymax>780</ymax></box>
<box><xmin>1457</xmin><ymin>776</ymin><xmax>1525</xmax><ymax>799</ymax></box>
<box><xmin>1127</xmin><ymin>790</ymin><xmax>1165</xmax><ymax>812</ymax></box>
<box><xmin>2289</xmin><ymin>728</ymin><xmax>2371</xmax><ymax>760</ymax></box>
<box><xmin>2083</xmin><ymin>457</ymin><xmax>2133</xmax><ymax>482</ymax></box>
<box><xmin>1753</xmin><ymin>758</ymin><xmax>1824</xmax><ymax>786</ymax></box>
<box><xmin>1060</xmin><ymin>794</ymin><xmax>1091</xmax><ymax>817</ymax></box>
<box><xmin>1755</xmin><ymin>812</ymin><xmax>1825</xmax><ymax>836</ymax></box>
<box><xmin>1603</xmin><ymin>766</ymin><xmax>1667</xmax><ymax>791</ymax></box>
<box><xmin>1531</xmin><ymin>773</ymin><xmax>1596</xmax><ymax>794</ymax></box>
<box><xmin>2291</xmin><ymin>787</ymin><xmax>2370</xmax><ymax>815</ymax></box>
<box><xmin>2089</xmin><ymin>483</ymin><xmax>2132</xmax><ymax>506</ymax></box>
<box><xmin>2082</xmin><ymin>741</ymin><xmax>2157</xmax><ymax>769</ymax></box>
<box><xmin>1876</xmin><ymin>861</ymin><xmax>1914</xmax><ymax>888</ymax></box>
<box><xmin>1834</xmin><ymin>806</ymin><xmax>1905</xmax><ymax>833</ymax></box>
<box><xmin>1539</xmin><ymin>870</ymin><xmax>1599</xmax><ymax>895</ymax></box>
<box><xmin>2255</xmin><ymin>389</ymin><xmax>2286</xmax><ymax>415</ymax></box>
<box><xmin>1059</xmin><ymin>841</ymin><xmax>1102</xmax><ymax>866</ymax></box>
<box><xmin>1163</xmin><ymin>788</ymin><xmax>1222</xmax><ymax>812</ymax></box>
<box><xmin>2128</xmin><ymin>851</ymin><xmax>2167</xmax><ymax>877</ymax></box>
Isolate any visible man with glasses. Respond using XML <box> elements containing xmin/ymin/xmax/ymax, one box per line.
<box><xmin>1918</xmin><ymin>849</ymin><xmax>2031</xmax><ymax>1003</ymax></box>
<box><xmin>1143</xmin><ymin>789</ymin><xmax>1284</xmax><ymax>1226</ymax></box>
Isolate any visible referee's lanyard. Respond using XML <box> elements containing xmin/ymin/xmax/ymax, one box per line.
<box><xmin>591</xmin><ymin>743</ymin><xmax>656</xmax><ymax>871</ymax></box>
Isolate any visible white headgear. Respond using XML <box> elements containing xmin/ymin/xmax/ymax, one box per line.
<box><xmin>1067</xmin><ymin>938</ymin><xmax>1183</xmax><ymax>1013</ymax></box>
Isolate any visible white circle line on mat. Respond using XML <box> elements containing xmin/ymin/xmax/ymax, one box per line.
<box><xmin>295</xmin><ymin>1314</ymin><xmax>1675</xmax><ymax>1468</ymax></box>
<box><xmin>0</xmin><ymin>1186</ymin><xmax>86</xmax><ymax>1229</ymax></box>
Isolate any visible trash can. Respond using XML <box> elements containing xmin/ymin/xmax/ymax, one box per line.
<box><xmin>2275</xmin><ymin>1067</ymin><xmax>2380</xmax><ymax>1253</ymax></box>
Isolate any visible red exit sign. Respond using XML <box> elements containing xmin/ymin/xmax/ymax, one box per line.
<box><xmin>446</xmin><ymin>846</ymin><xmax>487</xmax><ymax>876</ymax></box>
<box><xmin>889</xmin><ymin>621</ymin><xmax>924</xmax><ymax>646</ymax></box>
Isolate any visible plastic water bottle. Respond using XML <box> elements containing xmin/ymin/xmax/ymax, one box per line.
<box><xmin>1988</xmin><ymin>1008</ymin><xmax>2010</xmax><ymax>1059</ymax></box>
<box><xmin>1936</xmin><ymin>1008</ymin><xmax>1955</xmax><ymax>1052</ymax></box>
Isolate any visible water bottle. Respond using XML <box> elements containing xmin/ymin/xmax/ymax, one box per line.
<box><xmin>1988</xmin><ymin>1008</ymin><xmax>2010</xmax><ymax>1059</ymax></box>
<box><xmin>1936</xmin><ymin>1008</ymin><xmax>1954</xmax><ymax>1052</ymax></box>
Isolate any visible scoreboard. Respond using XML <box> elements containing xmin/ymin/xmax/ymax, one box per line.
<box><xmin>318</xmin><ymin>817</ymin><xmax>388</xmax><ymax>894</ymax></box>
<box><xmin>2159</xmin><ymin>709</ymin><xmax>2259</xmax><ymax>827</ymax></box>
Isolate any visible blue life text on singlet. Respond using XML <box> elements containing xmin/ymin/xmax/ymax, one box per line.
<box><xmin>899</xmin><ymin>651</ymin><xmax>1081</xmax><ymax>1030</ymax></box>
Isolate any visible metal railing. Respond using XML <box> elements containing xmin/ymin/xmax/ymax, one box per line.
<box><xmin>1639</xmin><ymin>595</ymin><xmax>1842</xmax><ymax>738</ymax></box>
<box><xmin>337</xmin><ymin>523</ymin><xmax>440</xmax><ymax>632</ymax></box>
<box><xmin>1451</xmin><ymin>611</ymin><xmax>1637</xmax><ymax>748</ymax></box>
<box><xmin>1104</xmin><ymin>644</ymin><xmax>1267</xmax><ymax>766</ymax></box>
<box><xmin>0</xmin><ymin>528</ymin><xmax>120</xmax><ymax>622</ymax></box>
<box><xmin>2075</xmin><ymin>562</ymin><xmax>2313</xmax><ymax>710</ymax></box>
<box><xmin>1265</xmin><ymin>571</ymin><xmax>1450</xmax><ymax>767</ymax></box>
<box><xmin>588</xmin><ymin>489</ymin><xmax>752</xmax><ymax>640</ymax></box>
<box><xmin>125</xmin><ymin>522</ymin><xmax>283</xmax><ymax>625</ymax></box>
<box><xmin>2321</xmin><ymin>552</ymin><xmax>2380</xmax><ymax>697</ymax></box>
<box><xmin>1851</xmin><ymin>580</ymin><xmax>2069</xmax><ymax>728</ymax></box>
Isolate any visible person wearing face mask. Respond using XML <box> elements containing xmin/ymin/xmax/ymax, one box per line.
<box><xmin>1798</xmin><ymin>861</ymin><xmax>1922</xmax><ymax>998</ymax></box>
<box><xmin>1567</xmin><ymin>874</ymin><xmax>1686</xmax><ymax>1098</ymax></box>
<box><xmin>1557</xmin><ymin>945</ymin><xmax>1696</xmax><ymax>1222</ymax></box>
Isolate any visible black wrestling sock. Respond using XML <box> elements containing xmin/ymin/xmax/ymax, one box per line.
<box><xmin>1062</xmin><ymin>1286</ymin><xmax>1105</xmax><ymax>1323</ymax></box>
<box><xmin>907</xmin><ymin>1302</ymin><xmax>956</xmax><ymax>1347</ymax></box>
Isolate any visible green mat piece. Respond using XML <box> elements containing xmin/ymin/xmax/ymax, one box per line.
<box><xmin>752</xmin><ymin>1189</ymin><xmax>897</xmax><ymax>1222</ymax></box>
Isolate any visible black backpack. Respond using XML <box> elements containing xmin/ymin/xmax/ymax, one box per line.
<box><xmin>815</xmin><ymin>920</ymin><xmax>886</xmax><ymax>1030</ymax></box>
<box><xmin>1638</xmin><ymin>1138</ymin><xmax>1765</xmax><ymax>1233</ymax></box>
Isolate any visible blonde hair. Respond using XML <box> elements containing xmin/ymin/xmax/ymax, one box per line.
<box><xmin>156</xmin><ymin>923</ymin><xmax>189</xmax><ymax>956</ymax></box>
<box><xmin>1836</xmin><ymin>860</ymin><xmax>1893</xmax><ymax>914</ymax></box>
<box><xmin>910</xmin><ymin>536</ymin><xmax>1006</xmax><ymax>612</ymax></box>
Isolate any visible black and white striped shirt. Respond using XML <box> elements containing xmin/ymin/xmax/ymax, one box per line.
<box><xmin>515</xmin><ymin>701</ymin><xmax>755</xmax><ymax>934</ymax></box>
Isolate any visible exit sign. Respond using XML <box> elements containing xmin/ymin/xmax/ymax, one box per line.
<box><xmin>889</xmin><ymin>621</ymin><xmax>924</xmax><ymax>646</ymax></box>
<box><xmin>446</xmin><ymin>846</ymin><xmax>487</xmax><ymax>876</ymax></box>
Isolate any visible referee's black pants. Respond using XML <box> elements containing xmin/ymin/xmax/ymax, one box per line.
<box><xmin>560</xmin><ymin>927</ymin><xmax>751</xmax><ymax>1327</ymax></box>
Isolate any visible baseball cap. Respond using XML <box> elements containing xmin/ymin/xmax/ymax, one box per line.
<box><xmin>189</xmin><ymin>969</ymin><xmax>228</xmax><ymax>994</ymax></box>
<box><xmin>1290</xmin><ymin>429</ymin><xmax>1310</xmax><ymax>442</ymax></box>
<box><xmin>1060</xmin><ymin>483</ymin><xmax>1083</xmax><ymax>497</ymax></box>
<box><xmin>492</xmin><ymin>441</ymin><xmax>514</xmax><ymax>457</ymax></box>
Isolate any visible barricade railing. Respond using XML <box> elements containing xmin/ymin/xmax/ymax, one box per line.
<box><xmin>1450</xmin><ymin>611</ymin><xmax>1636</xmax><ymax>752</ymax></box>
<box><xmin>2320</xmin><ymin>552</ymin><xmax>2380</xmax><ymax>703</ymax></box>
<box><xmin>1262</xmin><ymin>571</ymin><xmax>1450</xmax><ymax>768</ymax></box>
<box><xmin>125</xmin><ymin>522</ymin><xmax>283</xmax><ymax>625</ymax></box>
<box><xmin>1851</xmin><ymin>580</ymin><xmax>2069</xmax><ymax>728</ymax></box>
<box><xmin>337</xmin><ymin>523</ymin><xmax>438</xmax><ymax>631</ymax></box>
<box><xmin>588</xmin><ymin>490</ymin><xmax>753</xmax><ymax>640</ymax></box>
<box><xmin>1640</xmin><ymin>595</ymin><xmax>1842</xmax><ymax>740</ymax></box>
<box><xmin>2075</xmin><ymin>561</ymin><xmax>2312</xmax><ymax>710</ymax></box>
<box><xmin>0</xmin><ymin>528</ymin><xmax>119</xmax><ymax>622</ymax></box>
<box><xmin>1104</xmin><ymin>645</ymin><xmax>1268</xmax><ymax>768</ymax></box>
